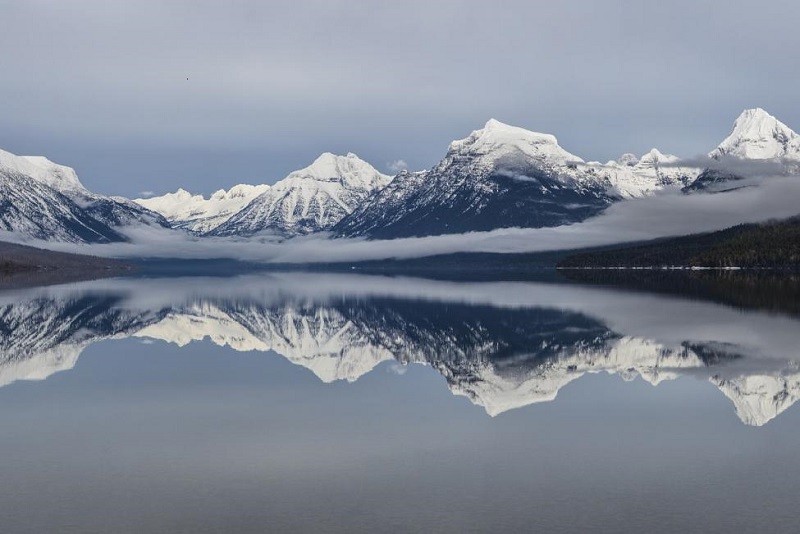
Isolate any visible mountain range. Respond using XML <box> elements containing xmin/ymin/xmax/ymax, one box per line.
<box><xmin>1</xmin><ymin>108</ymin><xmax>798</xmax><ymax>245</ymax></box>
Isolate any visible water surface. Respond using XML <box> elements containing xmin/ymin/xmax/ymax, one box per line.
<box><xmin>1</xmin><ymin>273</ymin><xmax>799</xmax><ymax>533</ymax></box>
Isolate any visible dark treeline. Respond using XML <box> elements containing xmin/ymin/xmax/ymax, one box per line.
<box><xmin>0</xmin><ymin>240</ymin><xmax>131</xmax><ymax>289</ymax></box>
<box><xmin>558</xmin><ymin>217</ymin><xmax>800</xmax><ymax>269</ymax></box>
<box><xmin>560</xmin><ymin>269</ymin><xmax>800</xmax><ymax>318</ymax></box>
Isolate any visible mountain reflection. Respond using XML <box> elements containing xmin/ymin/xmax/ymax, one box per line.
<box><xmin>2</xmin><ymin>273</ymin><xmax>799</xmax><ymax>426</ymax></box>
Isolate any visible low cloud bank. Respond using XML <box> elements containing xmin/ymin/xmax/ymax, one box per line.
<box><xmin>5</xmin><ymin>174</ymin><xmax>800</xmax><ymax>263</ymax></box>
<box><xmin>659</xmin><ymin>154</ymin><xmax>794</xmax><ymax>178</ymax></box>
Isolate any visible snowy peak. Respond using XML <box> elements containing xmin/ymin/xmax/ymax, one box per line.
<box><xmin>0</xmin><ymin>146</ymin><xmax>166</xmax><ymax>242</ymax></box>
<box><xmin>711</xmin><ymin>108</ymin><xmax>800</xmax><ymax>160</ymax></box>
<box><xmin>447</xmin><ymin>118</ymin><xmax>584</xmax><ymax>168</ymax></box>
<box><xmin>135</xmin><ymin>183</ymin><xmax>270</xmax><ymax>234</ymax></box>
<box><xmin>210</xmin><ymin>152</ymin><xmax>391</xmax><ymax>237</ymax></box>
<box><xmin>210</xmin><ymin>184</ymin><xmax>268</xmax><ymax>201</ymax></box>
<box><xmin>282</xmin><ymin>152</ymin><xmax>391</xmax><ymax>189</ymax></box>
<box><xmin>617</xmin><ymin>153</ymin><xmax>640</xmax><ymax>167</ymax></box>
<box><xmin>0</xmin><ymin>148</ymin><xmax>86</xmax><ymax>192</ymax></box>
<box><xmin>333</xmin><ymin>120</ymin><xmax>697</xmax><ymax>239</ymax></box>
<box><xmin>636</xmin><ymin>148</ymin><xmax>681</xmax><ymax>168</ymax></box>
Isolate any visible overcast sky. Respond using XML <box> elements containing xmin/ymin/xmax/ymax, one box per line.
<box><xmin>2</xmin><ymin>0</ymin><xmax>799</xmax><ymax>197</ymax></box>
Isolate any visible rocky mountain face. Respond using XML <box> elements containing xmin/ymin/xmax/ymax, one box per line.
<box><xmin>209</xmin><ymin>153</ymin><xmax>392</xmax><ymax>237</ymax></box>
<box><xmin>0</xmin><ymin>149</ymin><xmax>168</xmax><ymax>243</ymax></box>
<box><xmin>334</xmin><ymin>120</ymin><xmax>702</xmax><ymax>239</ymax></box>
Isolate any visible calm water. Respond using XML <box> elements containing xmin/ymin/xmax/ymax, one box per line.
<box><xmin>1</xmin><ymin>273</ymin><xmax>799</xmax><ymax>533</ymax></box>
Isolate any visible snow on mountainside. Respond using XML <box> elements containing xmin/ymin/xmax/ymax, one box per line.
<box><xmin>135</xmin><ymin>184</ymin><xmax>270</xmax><ymax>233</ymax></box>
<box><xmin>0</xmin><ymin>147</ymin><xmax>168</xmax><ymax>243</ymax></box>
<box><xmin>3</xmin><ymin>107</ymin><xmax>797</xmax><ymax>243</ymax></box>
<box><xmin>710</xmin><ymin>108</ymin><xmax>800</xmax><ymax>161</ymax></box>
<box><xmin>685</xmin><ymin>108</ymin><xmax>800</xmax><ymax>192</ymax></box>
<box><xmin>335</xmin><ymin>119</ymin><xmax>697</xmax><ymax>239</ymax></box>
<box><xmin>0</xmin><ymin>150</ymin><xmax>87</xmax><ymax>193</ymax></box>
<box><xmin>606</xmin><ymin>148</ymin><xmax>698</xmax><ymax>189</ymax></box>
<box><xmin>210</xmin><ymin>153</ymin><xmax>391</xmax><ymax>237</ymax></box>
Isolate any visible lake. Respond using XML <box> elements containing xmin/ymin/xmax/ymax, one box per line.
<box><xmin>1</xmin><ymin>272</ymin><xmax>799</xmax><ymax>533</ymax></box>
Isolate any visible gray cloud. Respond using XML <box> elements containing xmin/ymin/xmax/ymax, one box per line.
<box><xmin>661</xmin><ymin>155</ymin><xmax>792</xmax><ymax>178</ymax></box>
<box><xmin>387</xmin><ymin>160</ymin><xmax>408</xmax><ymax>173</ymax></box>
<box><xmin>2</xmin><ymin>1</ymin><xmax>800</xmax><ymax>197</ymax></box>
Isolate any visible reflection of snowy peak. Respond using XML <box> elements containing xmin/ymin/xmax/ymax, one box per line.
<box><xmin>0</xmin><ymin>344</ymin><xmax>83</xmax><ymax>388</ymax></box>
<box><xmin>0</xmin><ymin>294</ymin><xmax>167</xmax><ymax>387</ymax></box>
<box><xmin>2</xmin><ymin>285</ymin><xmax>799</xmax><ymax>427</ymax></box>
<box><xmin>713</xmin><ymin>371</ymin><xmax>800</xmax><ymax>426</ymax></box>
<box><xmin>134</xmin><ymin>303</ymin><xmax>269</xmax><ymax>351</ymax></box>
<box><xmin>135</xmin><ymin>302</ymin><xmax>393</xmax><ymax>383</ymax></box>
<box><xmin>447</xmin><ymin>337</ymin><xmax>714</xmax><ymax>417</ymax></box>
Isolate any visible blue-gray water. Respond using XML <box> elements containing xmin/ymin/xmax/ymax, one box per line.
<box><xmin>1</xmin><ymin>273</ymin><xmax>799</xmax><ymax>533</ymax></box>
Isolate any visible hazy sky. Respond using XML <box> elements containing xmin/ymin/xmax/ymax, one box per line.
<box><xmin>2</xmin><ymin>0</ymin><xmax>799</xmax><ymax>197</ymax></box>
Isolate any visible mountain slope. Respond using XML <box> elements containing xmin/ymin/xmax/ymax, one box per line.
<box><xmin>135</xmin><ymin>184</ymin><xmax>270</xmax><ymax>233</ymax></box>
<box><xmin>334</xmin><ymin>120</ymin><xmax>696</xmax><ymax>239</ymax></box>
<box><xmin>685</xmin><ymin>108</ymin><xmax>800</xmax><ymax>192</ymax></box>
<box><xmin>210</xmin><ymin>153</ymin><xmax>391</xmax><ymax>237</ymax></box>
<box><xmin>710</xmin><ymin>108</ymin><xmax>800</xmax><ymax>161</ymax></box>
<box><xmin>0</xmin><ymin>166</ymin><xmax>127</xmax><ymax>243</ymax></box>
<box><xmin>0</xmin><ymin>148</ymin><xmax>168</xmax><ymax>243</ymax></box>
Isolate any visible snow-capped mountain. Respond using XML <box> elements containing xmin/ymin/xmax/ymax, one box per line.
<box><xmin>334</xmin><ymin>119</ymin><xmax>696</xmax><ymax>239</ymax></box>
<box><xmin>210</xmin><ymin>153</ymin><xmax>391</xmax><ymax>237</ymax></box>
<box><xmin>710</xmin><ymin>108</ymin><xmax>800</xmax><ymax>161</ymax></box>
<box><xmin>134</xmin><ymin>184</ymin><xmax>270</xmax><ymax>233</ymax></box>
<box><xmin>685</xmin><ymin>108</ymin><xmax>800</xmax><ymax>192</ymax></box>
<box><xmin>0</xmin><ymin>151</ymin><xmax>87</xmax><ymax>193</ymax></box>
<box><xmin>606</xmin><ymin>148</ymin><xmax>698</xmax><ymax>188</ymax></box>
<box><xmin>0</xmin><ymin>148</ymin><xmax>168</xmax><ymax>243</ymax></box>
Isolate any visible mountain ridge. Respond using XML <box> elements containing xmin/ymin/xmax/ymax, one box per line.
<box><xmin>3</xmin><ymin>107</ymin><xmax>797</xmax><ymax>243</ymax></box>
